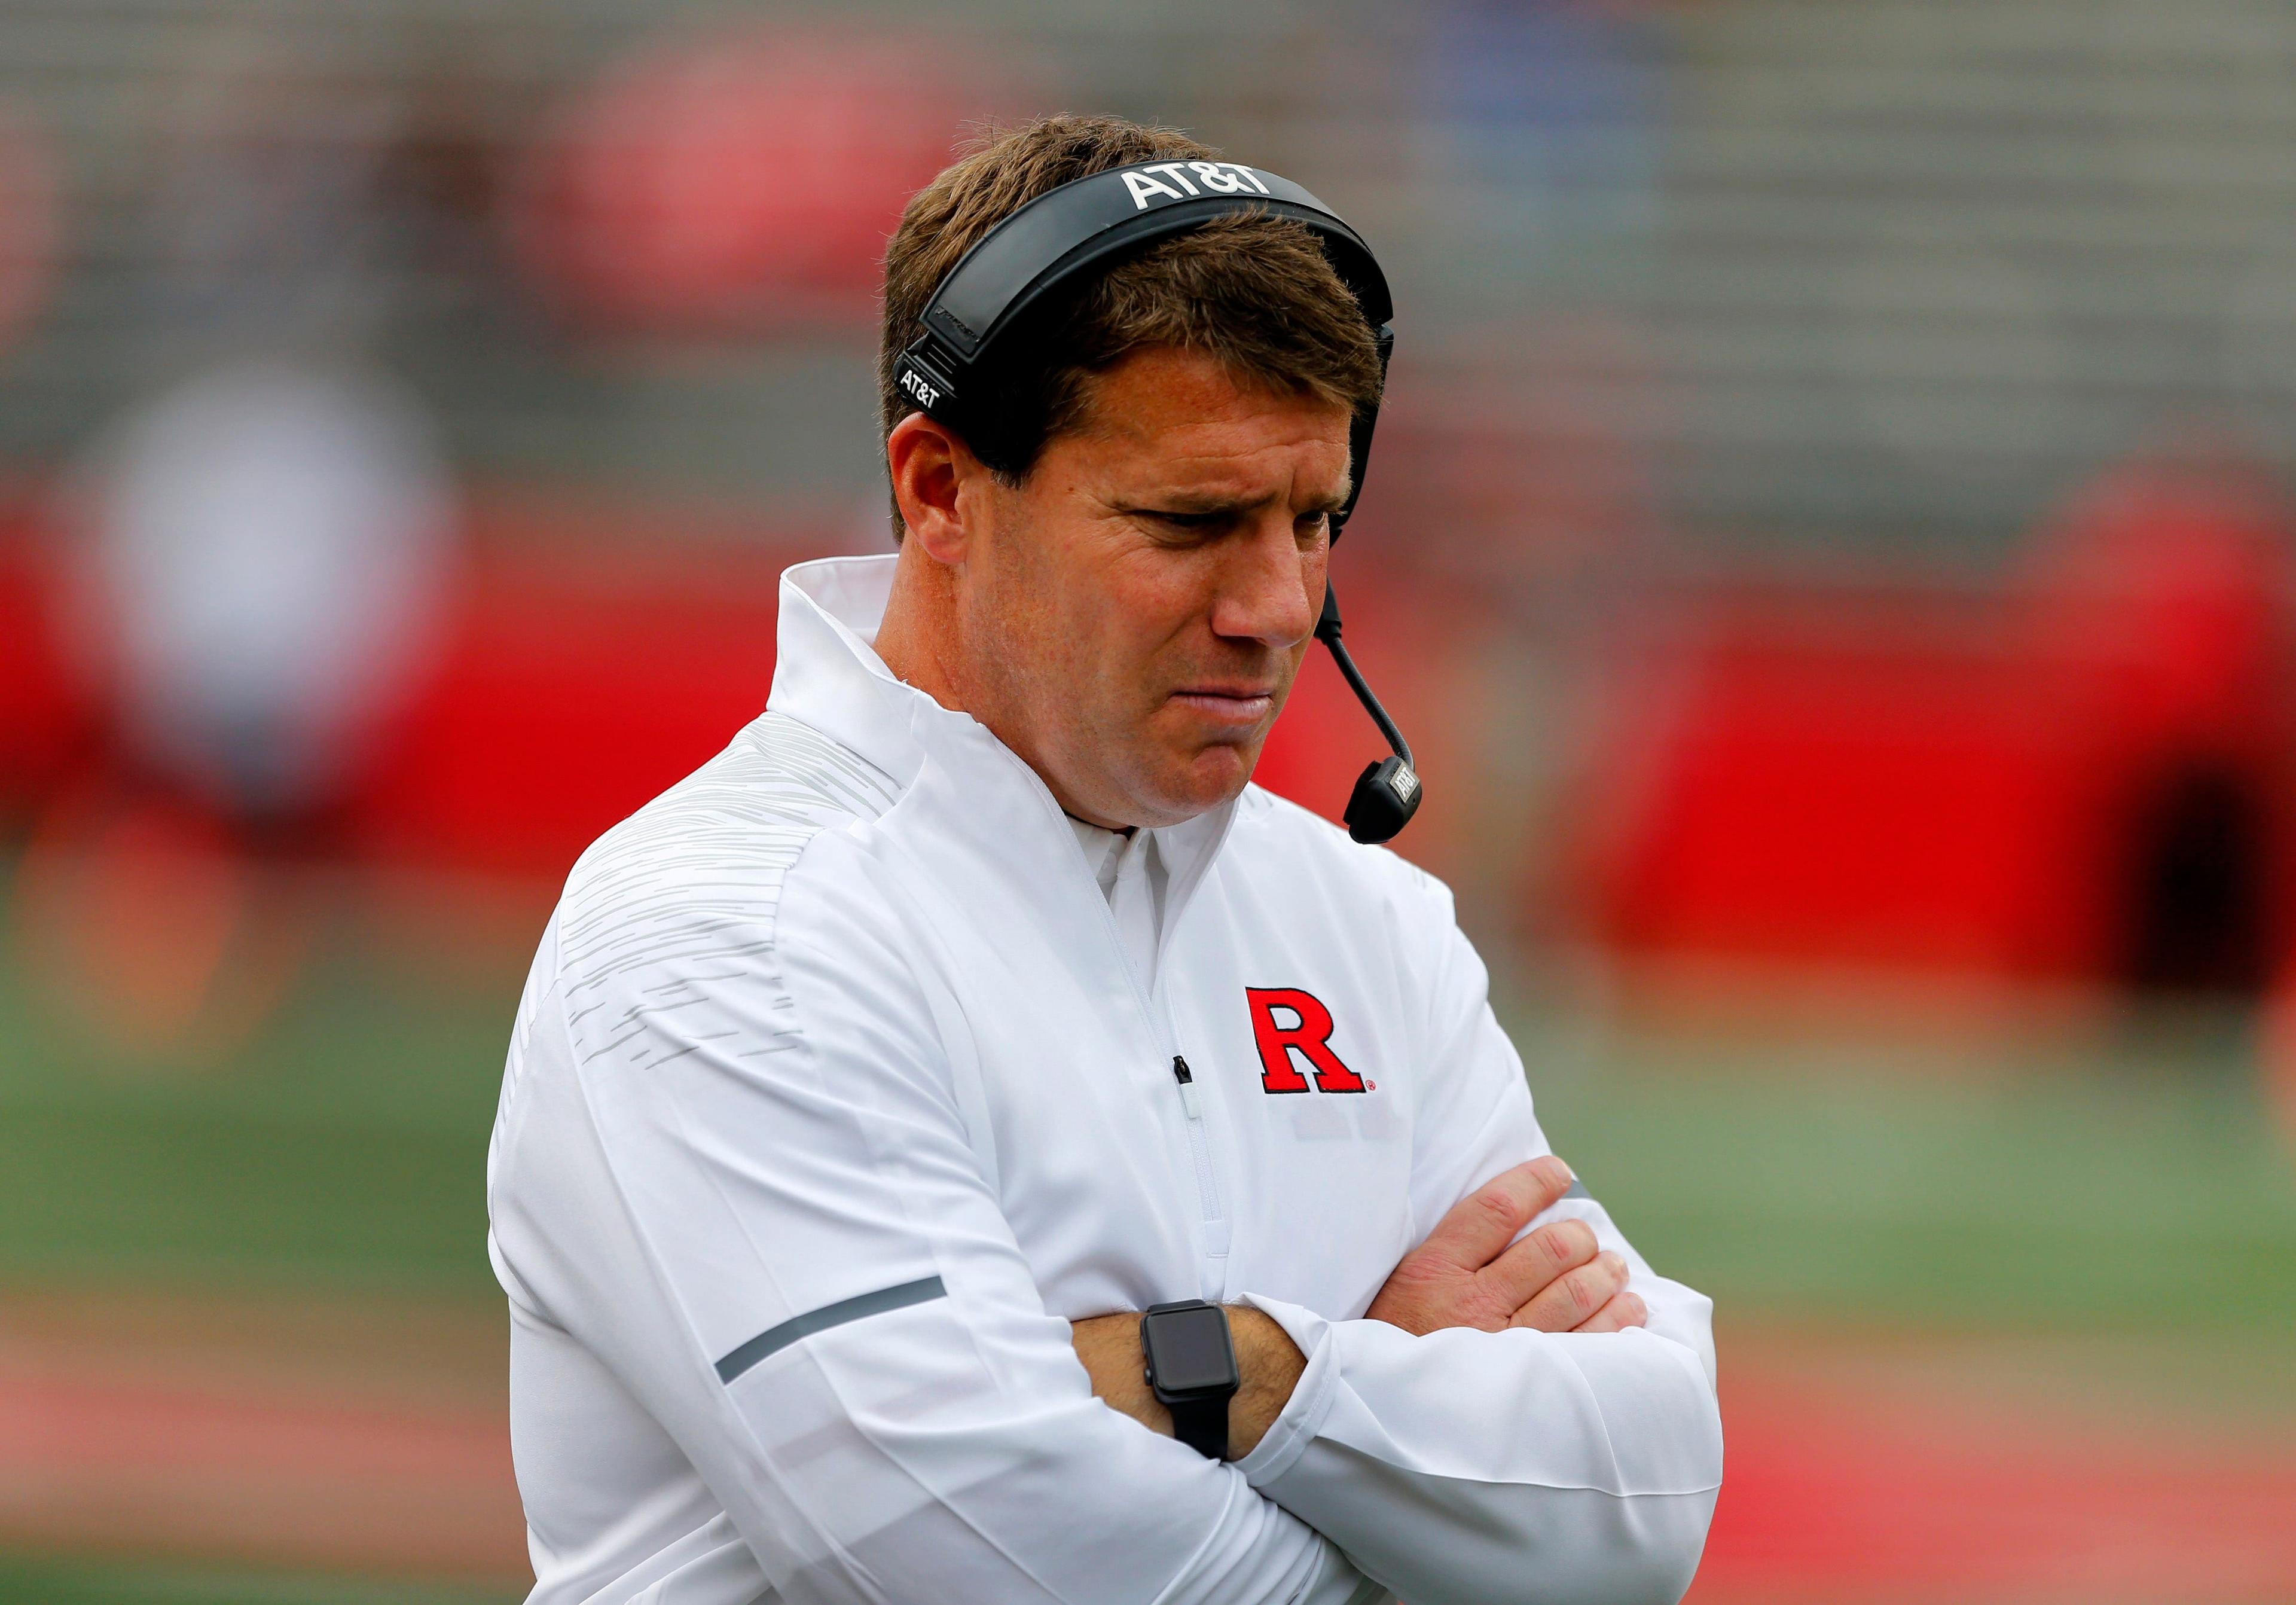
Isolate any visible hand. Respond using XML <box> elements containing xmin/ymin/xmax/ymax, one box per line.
<box><xmin>1069</xmin><ymin>1306</ymin><xmax>1305</xmax><ymax>1460</ymax></box>
<box><xmin>1364</xmin><ymin>1156</ymin><xmax>1646</xmax><ymax>1337</ymax></box>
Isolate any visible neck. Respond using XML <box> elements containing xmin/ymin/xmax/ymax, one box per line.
<box><xmin>871</xmin><ymin>538</ymin><xmax>966</xmax><ymax>716</ymax></box>
<box><xmin>874</xmin><ymin>544</ymin><xmax>1133</xmax><ymax>832</ymax></box>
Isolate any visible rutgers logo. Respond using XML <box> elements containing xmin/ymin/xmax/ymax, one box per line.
<box><xmin>1245</xmin><ymin>987</ymin><xmax>1367</xmax><ymax>1094</ymax></box>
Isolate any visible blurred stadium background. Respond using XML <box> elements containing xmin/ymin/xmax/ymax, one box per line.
<box><xmin>1</xmin><ymin>1</ymin><xmax>2293</xmax><ymax>1600</ymax></box>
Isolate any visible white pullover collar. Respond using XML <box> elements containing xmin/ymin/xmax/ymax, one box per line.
<box><xmin>766</xmin><ymin>555</ymin><xmax>1228</xmax><ymax>989</ymax></box>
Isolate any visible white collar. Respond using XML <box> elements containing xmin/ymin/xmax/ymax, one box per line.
<box><xmin>1067</xmin><ymin>814</ymin><xmax>1132</xmax><ymax>882</ymax></box>
<box><xmin>762</xmin><ymin>554</ymin><xmax>920</xmax><ymax>787</ymax></box>
<box><xmin>764</xmin><ymin>555</ymin><xmax>1239</xmax><ymax>951</ymax></box>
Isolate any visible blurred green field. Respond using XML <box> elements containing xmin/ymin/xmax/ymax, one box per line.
<box><xmin>0</xmin><ymin>1556</ymin><xmax>518</xmax><ymax>1605</ymax></box>
<box><xmin>1522</xmin><ymin>1014</ymin><xmax>2296</xmax><ymax>1339</ymax></box>
<box><xmin>0</xmin><ymin>933</ymin><xmax>511</xmax><ymax>1299</ymax></box>
<box><xmin>2</xmin><ymin>901</ymin><xmax>2294</xmax><ymax>1600</ymax></box>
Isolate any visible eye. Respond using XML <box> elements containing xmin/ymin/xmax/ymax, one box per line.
<box><xmin>1129</xmin><ymin>508</ymin><xmax>1229</xmax><ymax>542</ymax></box>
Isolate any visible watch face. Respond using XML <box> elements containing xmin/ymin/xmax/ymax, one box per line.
<box><xmin>1144</xmin><ymin>1304</ymin><xmax>1235</xmax><ymax>1395</ymax></box>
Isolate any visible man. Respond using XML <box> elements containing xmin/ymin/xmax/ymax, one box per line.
<box><xmin>487</xmin><ymin>115</ymin><xmax>1721</xmax><ymax>1605</ymax></box>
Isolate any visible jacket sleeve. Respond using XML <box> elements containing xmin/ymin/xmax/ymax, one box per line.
<box><xmin>1231</xmin><ymin>882</ymin><xmax>1723</xmax><ymax>1605</ymax></box>
<box><xmin>487</xmin><ymin>837</ymin><xmax>1382</xmax><ymax>1605</ymax></box>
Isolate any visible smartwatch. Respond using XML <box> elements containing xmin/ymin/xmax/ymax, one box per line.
<box><xmin>1140</xmin><ymin>1299</ymin><xmax>1239</xmax><ymax>1460</ymax></box>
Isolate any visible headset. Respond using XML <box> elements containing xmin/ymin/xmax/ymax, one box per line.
<box><xmin>893</xmin><ymin>157</ymin><xmax>1423</xmax><ymax>845</ymax></box>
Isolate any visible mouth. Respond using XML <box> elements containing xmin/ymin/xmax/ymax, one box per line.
<box><xmin>1168</xmin><ymin>685</ymin><xmax>1279</xmax><ymax>728</ymax></box>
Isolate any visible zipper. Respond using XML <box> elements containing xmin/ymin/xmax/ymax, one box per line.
<box><xmin>1040</xmin><ymin>787</ymin><xmax>1231</xmax><ymax>1262</ymax></box>
<box><xmin>1106</xmin><ymin>905</ymin><xmax>1229</xmax><ymax>1259</ymax></box>
<box><xmin>1168</xmin><ymin>1054</ymin><xmax>1226</xmax><ymax>1253</ymax></box>
<box><xmin>1171</xmin><ymin>1054</ymin><xmax>1204</xmax><ymax>1119</ymax></box>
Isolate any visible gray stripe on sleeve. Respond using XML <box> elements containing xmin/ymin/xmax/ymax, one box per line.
<box><xmin>715</xmin><ymin>1275</ymin><xmax>947</xmax><ymax>1384</ymax></box>
<box><xmin>1562</xmin><ymin>1179</ymin><xmax>1591</xmax><ymax>1200</ymax></box>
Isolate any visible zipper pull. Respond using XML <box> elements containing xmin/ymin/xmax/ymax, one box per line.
<box><xmin>1171</xmin><ymin>1055</ymin><xmax>1204</xmax><ymax>1119</ymax></box>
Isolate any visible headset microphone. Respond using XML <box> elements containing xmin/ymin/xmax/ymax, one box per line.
<box><xmin>1315</xmin><ymin>584</ymin><xmax>1421</xmax><ymax>844</ymax></box>
<box><xmin>894</xmin><ymin>157</ymin><xmax>1425</xmax><ymax>841</ymax></box>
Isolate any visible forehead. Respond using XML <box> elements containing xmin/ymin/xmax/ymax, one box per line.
<box><xmin>1063</xmin><ymin>347</ymin><xmax>1352</xmax><ymax>489</ymax></box>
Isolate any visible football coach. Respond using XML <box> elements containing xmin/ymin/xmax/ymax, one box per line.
<box><xmin>487</xmin><ymin>115</ymin><xmax>1721</xmax><ymax>1605</ymax></box>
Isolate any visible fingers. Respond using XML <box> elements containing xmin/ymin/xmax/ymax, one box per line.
<box><xmin>1510</xmin><ymin>1250</ymin><xmax>1632</xmax><ymax>1334</ymax></box>
<box><xmin>1570</xmin><ymin>1290</ymin><xmax>1648</xmax><ymax>1335</ymax></box>
<box><xmin>1413</xmin><ymin>1156</ymin><xmax>1577</xmax><ymax>1271</ymax></box>
<box><xmin>1476</xmin><ymin>1216</ymin><xmax>1600</xmax><ymax>1311</ymax></box>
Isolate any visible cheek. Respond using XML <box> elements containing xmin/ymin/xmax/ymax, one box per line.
<box><xmin>990</xmin><ymin>564</ymin><xmax>1134</xmax><ymax>724</ymax></box>
<box><xmin>973</xmin><ymin>518</ymin><xmax>1087</xmax><ymax>684</ymax></box>
<box><xmin>1080</xmin><ymin>566</ymin><xmax>1197</xmax><ymax>688</ymax></box>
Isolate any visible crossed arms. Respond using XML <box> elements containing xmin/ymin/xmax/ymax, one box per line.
<box><xmin>1073</xmin><ymin>1155</ymin><xmax>1651</xmax><ymax>1459</ymax></box>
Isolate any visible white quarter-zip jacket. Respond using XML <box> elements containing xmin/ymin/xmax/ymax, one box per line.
<box><xmin>486</xmin><ymin>554</ymin><xmax>1723</xmax><ymax>1605</ymax></box>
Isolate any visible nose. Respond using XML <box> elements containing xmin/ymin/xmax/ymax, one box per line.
<box><xmin>1208</xmin><ymin>513</ymin><xmax>1320</xmax><ymax>651</ymax></box>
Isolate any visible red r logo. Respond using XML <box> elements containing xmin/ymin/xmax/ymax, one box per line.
<box><xmin>1245</xmin><ymin>987</ymin><xmax>1367</xmax><ymax>1094</ymax></box>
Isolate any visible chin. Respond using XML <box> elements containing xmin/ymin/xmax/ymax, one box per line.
<box><xmin>1138</xmin><ymin>743</ymin><xmax>1258</xmax><ymax>825</ymax></box>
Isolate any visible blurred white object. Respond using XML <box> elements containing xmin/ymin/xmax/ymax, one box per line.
<box><xmin>78</xmin><ymin>358</ymin><xmax>454</xmax><ymax>813</ymax></box>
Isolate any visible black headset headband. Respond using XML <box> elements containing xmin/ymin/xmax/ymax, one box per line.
<box><xmin>893</xmin><ymin>158</ymin><xmax>1396</xmax><ymax>535</ymax></box>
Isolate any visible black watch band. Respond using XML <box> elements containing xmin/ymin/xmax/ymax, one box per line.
<box><xmin>1165</xmin><ymin>1390</ymin><xmax>1228</xmax><ymax>1461</ymax></box>
<box><xmin>1141</xmin><ymin>1299</ymin><xmax>1239</xmax><ymax>1461</ymax></box>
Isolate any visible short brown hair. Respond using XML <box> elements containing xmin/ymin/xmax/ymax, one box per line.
<box><xmin>878</xmin><ymin>114</ymin><xmax>1384</xmax><ymax>536</ymax></box>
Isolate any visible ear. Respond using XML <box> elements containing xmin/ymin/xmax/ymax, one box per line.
<box><xmin>887</xmin><ymin>411</ymin><xmax>988</xmax><ymax>565</ymax></box>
